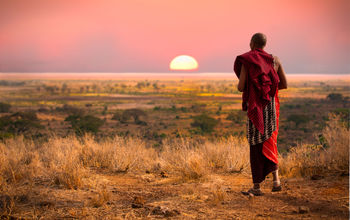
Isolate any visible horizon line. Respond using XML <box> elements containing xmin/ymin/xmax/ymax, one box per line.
<box><xmin>1</xmin><ymin>72</ymin><xmax>350</xmax><ymax>75</ymax></box>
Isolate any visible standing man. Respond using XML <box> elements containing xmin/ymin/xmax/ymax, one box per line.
<box><xmin>234</xmin><ymin>33</ymin><xmax>287</xmax><ymax>196</ymax></box>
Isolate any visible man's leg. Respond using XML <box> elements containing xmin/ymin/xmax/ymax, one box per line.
<box><xmin>249</xmin><ymin>143</ymin><xmax>264</xmax><ymax>195</ymax></box>
<box><xmin>253</xmin><ymin>183</ymin><xmax>260</xmax><ymax>189</ymax></box>
<box><xmin>272</xmin><ymin>170</ymin><xmax>280</xmax><ymax>186</ymax></box>
<box><xmin>272</xmin><ymin>169</ymin><xmax>282</xmax><ymax>191</ymax></box>
<box><xmin>250</xmin><ymin>143</ymin><xmax>265</xmax><ymax>184</ymax></box>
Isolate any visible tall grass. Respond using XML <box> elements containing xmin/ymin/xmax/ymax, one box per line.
<box><xmin>0</xmin><ymin>115</ymin><xmax>348</xmax><ymax>190</ymax></box>
<box><xmin>0</xmin><ymin>138</ymin><xmax>42</xmax><ymax>188</ymax></box>
<box><xmin>279</xmin><ymin>114</ymin><xmax>349</xmax><ymax>177</ymax></box>
<box><xmin>160</xmin><ymin>136</ymin><xmax>249</xmax><ymax>181</ymax></box>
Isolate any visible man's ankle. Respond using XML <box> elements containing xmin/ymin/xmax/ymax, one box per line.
<box><xmin>273</xmin><ymin>180</ymin><xmax>281</xmax><ymax>186</ymax></box>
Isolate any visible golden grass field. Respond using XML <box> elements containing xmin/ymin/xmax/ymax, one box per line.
<box><xmin>0</xmin><ymin>115</ymin><xmax>348</xmax><ymax>219</ymax></box>
<box><xmin>0</xmin><ymin>73</ymin><xmax>349</xmax><ymax>219</ymax></box>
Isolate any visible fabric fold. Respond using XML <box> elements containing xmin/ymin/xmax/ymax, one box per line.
<box><xmin>234</xmin><ymin>48</ymin><xmax>279</xmax><ymax>135</ymax></box>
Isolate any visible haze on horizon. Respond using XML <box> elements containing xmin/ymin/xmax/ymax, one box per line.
<box><xmin>0</xmin><ymin>0</ymin><xmax>349</xmax><ymax>74</ymax></box>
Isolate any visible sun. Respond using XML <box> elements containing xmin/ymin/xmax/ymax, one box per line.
<box><xmin>169</xmin><ymin>55</ymin><xmax>198</xmax><ymax>71</ymax></box>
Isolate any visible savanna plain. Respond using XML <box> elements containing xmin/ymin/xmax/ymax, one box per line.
<box><xmin>0</xmin><ymin>73</ymin><xmax>349</xmax><ymax>219</ymax></box>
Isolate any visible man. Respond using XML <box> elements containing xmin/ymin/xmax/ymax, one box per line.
<box><xmin>234</xmin><ymin>33</ymin><xmax>287</xmax><ymax>196</ymax></box>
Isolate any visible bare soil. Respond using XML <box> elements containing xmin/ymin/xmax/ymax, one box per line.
<box><xmin>4</xmin><ymin>171</ymin><xmax>349</xmax><ymax>219</ymax></box>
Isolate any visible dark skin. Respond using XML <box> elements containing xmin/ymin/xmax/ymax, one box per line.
<box><xmin>237</xmin><ymin>41</ymin><xmax>287</xmax><ymax>190</ymax></box>
<box><xmin>237</xmin><ymin>42</ymin><xmax>288</xmax><ymax>92</ymax></box>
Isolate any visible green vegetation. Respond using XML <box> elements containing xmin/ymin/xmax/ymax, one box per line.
<box><xmin>226</xmin><ymin>110</ymin><xmax>246</xmax><ymax>125</ymax></box>
<box><xmin>0</xmin><ymin>111</ymin><xmax>43</xmax><ymax>139</ymax></box>
<box><xmin>191</xmin><ymin>113</ymin><xmax>218</xmax><ymax>133</ymax></box>
<box><xmin>0</xmin><ymin>102</ymin><xmax>11</xmax><ymax>113</ymax></box>
<box><xmin>287</xmin><ymin>114</ymin><xmax>311</xmax><ymax>128</ymax></box>
<box><xmin>327</xmin><ymin>93</ymin><xmax>343</xmax><ymax>101</ymax></box>
<box><xmin>0</xmin><ymin>78</ymin><xmax>348</xmax><ymax>151</ymax></box>
<box><xmin>113</xmin><ymin>109</ymin><xmax>147</xmax><ymax>125</ymax></box>
<box><xmin>65</xmin><ymin>114</ymin><xmax>104</xmax><ymax>135</ymax></box>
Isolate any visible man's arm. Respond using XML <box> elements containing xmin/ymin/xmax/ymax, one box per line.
<box><xmin>275</xmin><ymin>57</ymin><xmax>287</xmax><ymax>90</ymax></box>
<box><xmin>237</xmin><ymin>64</ymin><xmax>247</xmax><ymax>92</ymax></box>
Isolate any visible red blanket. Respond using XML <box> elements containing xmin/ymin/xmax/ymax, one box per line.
<box><xmin>234</xmin><ymin>49</ymin><xmax>279</xmax><ymax>135</ymax></box>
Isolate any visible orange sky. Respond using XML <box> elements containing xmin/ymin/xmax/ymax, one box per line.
<box><xmin>0</xmin><ymin>0</ymin><xmax>349</xmax><ymax>73</ymax></box>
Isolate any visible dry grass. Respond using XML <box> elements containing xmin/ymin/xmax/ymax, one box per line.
<box><xmin>209</xmin><ymin>185</ymin><xmax>227</xmax><ymax>205</ymax></box>
<box><xmin>0</xmin><ymin>135</ymin><xmax>159</xmax><ymax>190</ymax></box>
<box><xmin>79</xmin><ymin>135</ymin><xmax>158</xmax><ymax>172</ymax></box>
<box><xmin>279</xmin><ymin>114</ymin><xmax>349</xmax><ymax>177</ymax></box>
<box><xmin>0</xmin><ymin>116</ymin><xmax>348</xmax><ymax>191</ymax></box>
<box><xmin>160</xmin><ymin>137</ymin><xmax>249</xmax><ymax>182</ymax></box>
<box><xmin>90</xmin><ymin>185</ymin><xmax>111</xmax><ymax>208</ymax></box>
<box><xmin>0</xmin><ymin>138</ymin><xmax>42</xmax><ymax>189</ymax></box>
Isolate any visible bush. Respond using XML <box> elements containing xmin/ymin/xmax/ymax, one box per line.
<box><xmin>0</xmin><ymin>102</ymin><xmax>11</xmax><ymax>113</ymax></box>
<box><xmin>287</xmin><ymin>114</ymin><xmax>310</xmax><ymax>128</ymax></box>
<box><xmin>65</xmin><ymin>115</ymin><xmax>104</xmax><ymax>135</ymax></box>
<box><xmin>327</xmin><ymin>93</ymin><xmax>343</xmax><ymax>101</ymax></box>
<box><xmin>121</xmin><ymin>109</ymin><xmax>147</xmax><ymax>125</ymax></box>
<box><xmin>280</xmin><ymin>114</ymin><xmax>349</xmax><ymax>177</ymax></box>
<box><xmin>153</xmin><ymin>106</ymin><xmax>161</xmax><ymax>111</ymax></box>
<box><xmin>56</xmin><ymin>104</ymin><xmax>84</xmax><ymax>115</ymax></box>
<box><xmin>226</xmin><ymin>110</ymin><xmax>246</xmax><ymax>125</ymax></box>
<box><xmin>191</xmin><ymin>104</ymin><xmax>206</xmax><ymax>112</ymax></box>
<box><xmin>111</xmin><ymin>112</ymin><xmax>123</xmax><ymax>122</ymax></box>
<box><xmin>191</xmin><ymin>114</ymin><xmax>218</xmax><ymax>133</ymax></box>
<box><xmin>0</xmin><ymin>111</ymin><xmax>42</xmax><ymax>137</ymax></box>
<box><xmin>332</xmin><ymin>108</ymin><xmax>350</xmax><ymax>128</ymax></box>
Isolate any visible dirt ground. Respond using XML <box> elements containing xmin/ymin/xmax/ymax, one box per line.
<box><xmin>3</xmin><ymin>170</ymin><xmax>349</xmax><ymax>219</ymax></box>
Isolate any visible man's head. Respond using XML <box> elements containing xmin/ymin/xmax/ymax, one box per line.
<box><xmin>250</xmin><ymin>33</ymin><xmax>267</xmax><ymax>50</ymax></box>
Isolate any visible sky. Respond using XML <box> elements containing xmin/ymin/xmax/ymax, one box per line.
<box><xmin>0</xmin><ymin>0</ymin><xmax>349</xmax><ymax>73</ymax></box>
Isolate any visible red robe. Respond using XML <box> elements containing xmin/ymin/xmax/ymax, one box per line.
<box><xmin>234</xmin><ymin>49</ymin><xmax>280</xmax><ymax>164</ymax></box>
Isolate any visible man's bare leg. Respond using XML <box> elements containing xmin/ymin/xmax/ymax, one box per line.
<box><xmin>272</xmin><ymin>170</ymin><xmax>282</xmax><ymax>191</ymax></box>
<box><xmin>272</xmin><ymin>170</ymin><xmax>280</xmax><ymax>186</ymax></box>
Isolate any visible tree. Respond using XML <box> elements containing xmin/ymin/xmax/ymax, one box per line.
<box><xmin>61</xmin><ymin>83</ymin><xmax>68</xmax><ymax>93</ymax></box>
<box><xmin>327</xmin><ymin>93</ymin><xmax>343</xmax><ymax>102</ymax></box>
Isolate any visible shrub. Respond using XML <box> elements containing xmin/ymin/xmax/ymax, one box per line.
<box><xmin>279</xmin><ymin>114</ymin><xmax>349</xmax><ymax>177</ymax></box>
<box><xmin>191</xmin><ymin>104</ymin><xmax>206</xmax><ymax>112</ymax></box>
<box><xmin>332</xmin><ymin>108</ymin><xmax>350</xmax><ymax>128</ymax></box>
<box><xmin>287</xmin><ymin>114</ymin><xmax>310</xmax><ymax>128</ymax></box>
<box><xmin>121</xmin><ymin>109</ymin><xmax>147</xmax><ymax>125</ymax></box>
<box><xmin>111</xmin><ymin>112</ymin><xmax>123</xmax><ymax>122</ymax></box>
<box><xmin>0</xmin><ymin>111</ymin><xmax>42</xmax><ymax>137</ymax></box>
<box><xmin>226</xmin><ymin>110</ymin><xmax>246</xmax><ymax>125</ymax></box>
<box><xmin>65</xmin><ymin>115</ymin><xmax>104</xmax><ymax>135</ymax></box>
<box><xmin>153</xmin><ymin>106</ymin><xmax>161</xmax><ymax>111</ymax></box>
<box><xmin>0</xmin><ymin>103</ymin><xmax>11</xmax><ymax>113</ymax></box>
<box><xmin>56</xmin><ymin>104</ymin><xmax>84</xmax><ymax>115</ymax></box>
<box><xmin>326</xmin><ymin>93</ymin><xmax>343</xmax><ymax>101</ymax></box>
<box><xmin>191</xmin><ymin>114</ymin><xmax>218</xmax><ymax>133</ymax></box>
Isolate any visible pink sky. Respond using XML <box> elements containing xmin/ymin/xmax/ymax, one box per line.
<box><xmin>0</xmin><ymin>0</ymin><xmax>349</xmax><ymax>73</ymax></box>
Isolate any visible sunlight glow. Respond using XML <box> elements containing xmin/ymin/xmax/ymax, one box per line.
<box><xmin>170</xmin><ymin>55</ymin><xmax>198</xmax><ymax>71</ymax></box>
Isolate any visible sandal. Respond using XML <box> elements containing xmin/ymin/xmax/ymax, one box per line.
<box><xmin>247</xmin><ymin>188</ymin><xmax>264</xmax><ymax>196</ymax></box>
<box><xmin>272</xmin><ymin>181</ymin><xmax>282</xmax><ymax>192</ymax></box>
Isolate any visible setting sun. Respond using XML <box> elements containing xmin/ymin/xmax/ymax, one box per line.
<box><xmin>169</xmin><ymin>55</ymin><xmax>198</xmax><ymax>71</ymax></box>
